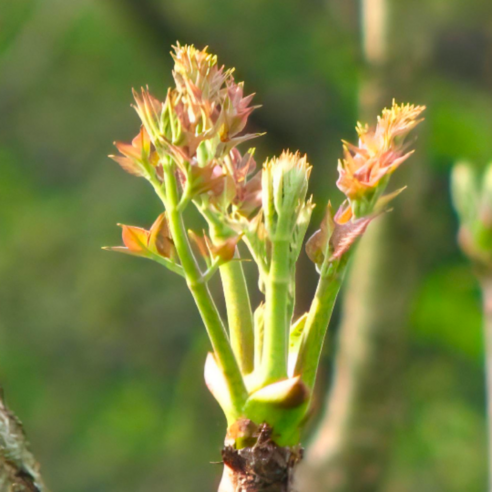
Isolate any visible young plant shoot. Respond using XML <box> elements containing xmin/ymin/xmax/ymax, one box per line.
<box><xmin>105</xmin><ymin>44</ymin><xmax>424</xmax><ymax>492</ymax></box>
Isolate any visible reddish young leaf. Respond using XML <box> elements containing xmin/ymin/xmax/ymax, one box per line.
<box><xmin>189</xmin><ymin>230</ymin><xmax>211</xmax><ymax>261</ymax></box>
<box><xmin>120</xmin><ymin>225</ymin><xmax>150</xmax><ymax>254</ymax></box>
<box><xmin>330</xmin><ymin>216</ymin><xmax>374</xmax><ymax>260</ymax></box>
<box><xmin>114</xmin><ymin>141</ymin><xmax>141</xmax><ymax>160</ymax></box>
<box><xmin>305</xmin><ymin>203</ymin><xmax>335</xmax><ymax>266</ymax></box>
<box><xmin>148</xmin><ymin>213</ymin><xmax>175</xmax><ymax>258</ymax></box>
<box><xmin>208</xmin><ymin>235</ymin><xmax>242</xmax><ymax>264</ymax></box>
<box><xmin>111</xmin><ymin>127</ymin><xmax>153</xmax><ymax>177</ymax></box>
<box><xmin>108</xmin><ymin>155</ymin><xmax>144</xmax><ymax>177</ymax></box>
<box><xmin>131</xmin><ymin>126</ymin><xmax>152</xmax><ymax>156</ymax></box>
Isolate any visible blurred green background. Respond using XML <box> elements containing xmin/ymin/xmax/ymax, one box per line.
<box><xmin>1</xmin><ymin>0</ymin><xmax>492</xmax><ymax>490</ymax></box>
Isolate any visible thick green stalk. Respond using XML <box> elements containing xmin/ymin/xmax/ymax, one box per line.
<box><xmin>254</xmin><ymin>303</ymin><xmax>264</xmax><ymax>370</ymax></box>
<box><xmin>294</xmin><ymin>259</ymin><xmax>347</xmax><ymax>390</ymax></box>
<box><xmin>261</xmin><ymin>225</ymin><xmax>291</xmax><ymax>385</ymax></box>
<box><xmin>199</xmin><ymin>212</ymin><xmax>255</xmax><ymax>376</ymax></box>
<box><xmin>297</xmin><ymin>210</ymin><xmax>422</xmax><ymax>492</ymax></box>
<box><xmin>151</xmin><ymin>165</ymin><xmax>248</xmax><ymax>416</ymax></box>
<box><xmin>218</xmin><ymin>260</ymin><xmax>255</xmax><ymax>375</ymax></box>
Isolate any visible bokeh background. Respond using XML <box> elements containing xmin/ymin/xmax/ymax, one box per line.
<box><xmin>1</xmin><ymin>0</ymin><xmax>492</xmax><ymax>491</ymax></box>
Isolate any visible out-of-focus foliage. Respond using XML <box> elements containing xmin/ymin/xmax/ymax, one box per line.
<box><xmin>0</xmin><ymin>0</ymin><xmax>491</xmax><ymax>490</ymax></box>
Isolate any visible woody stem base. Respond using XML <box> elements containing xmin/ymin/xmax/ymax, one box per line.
<box><xmin>218</xmin><ymin>425</ymin><xmax>303</xmax><ymax>492</ymax></box>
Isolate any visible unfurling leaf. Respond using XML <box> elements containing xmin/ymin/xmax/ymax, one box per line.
<box><xmin>246</xmin><ymin>376</ymin><xmax>310</xmax><ymax>409</ymax></box>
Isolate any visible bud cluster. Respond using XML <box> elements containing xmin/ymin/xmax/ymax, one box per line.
<box><xmin>109</xmin><ymin>44</ymin><xmax>262</xmax><ymax>267</ymax></box>
<box><xmin>337</xmin><ymin>101</ymin><xmax>425</xmax><ymax>218</ymax></box>
<box><xmin>262</xmin><ymin>152</ymin><xmax>312</xmax><ymax>235</ymax></box>
<box><xmin>306</xmin><ymin>101</ymin><xmax>425</xmax><ymax>274</ymax></box>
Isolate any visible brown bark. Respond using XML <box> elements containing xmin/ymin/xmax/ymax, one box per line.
<box><xmin>218</xmin><ymin>425</ymin><xmax>303</xmax><ymax>492</ymax></box>
<box><xmin>0</xmin><ymin>457</ymin><xmax>39</xmax><ymax>492</ymax></box>
<box><xmin>0</xmin><ymin>390</ymin><xmax>46</xmax><ymax>492</ymax></box>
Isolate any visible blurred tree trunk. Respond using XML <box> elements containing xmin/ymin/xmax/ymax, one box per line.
<box><xmin>296</xmin><ymin>206</ymin><xmax>421</xmax><ymax>491</ymax></box>
<box><xmin>481</xmin><ymin>278</ymin><xmax>492</xmax><ymax>490</ymax></box>
<box><xmin>297</xmin><ymin>0</ymin><xmax>425</xmax><ymax>490</ymax></box>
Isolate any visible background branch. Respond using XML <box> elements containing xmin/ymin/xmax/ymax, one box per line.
<box><xmin>297</xmin><ymin>0</ymin><xmax>427</xmax><ymax>489</ymax></box>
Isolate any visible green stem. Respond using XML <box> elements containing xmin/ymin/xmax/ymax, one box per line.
<box><xmin>261</xmin><ymin>231</ymin><xmax>291</xmax><ymax>385</ymax></box>
<box><xmin>150</xmin><ymin>165</ymin><xmax>248</xmax><ymax>416</ymax></box>
<box><xmin>195</xmin><ymin>205</ymin><xmax>255</xmax><ymax>375</ymax></box>
<box><xmin>294</xmin><ymin>259</ymin><xmax>347</xmax><ymax>389</ymax></box>
<box><xmin>201</xmin><ymin>258</ymin><xmax>221</xmax><ymax>283</ymax></box>
<box><xmin>242</xmin><ymin>234</ymin><xmax>269</xmax><ymax>283</ymax></box>
<box><xmin>218</xmin><ymin>260</ymin><xmax>255</xmax><ymax>375</ymax></box>
<box><xmin>152</xmin><ymin>254</ymin><xmax>186</xmax><ymax>277</ymax></box>
<box><xmin>254</xmin><ymin>303</ymin><xmax>264</xmax><ymax>370</ymax></box>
